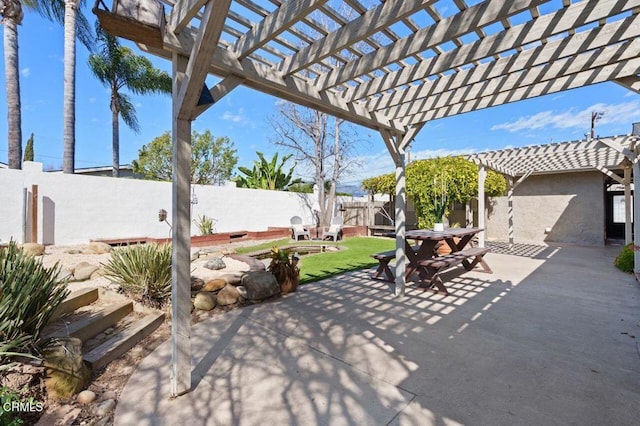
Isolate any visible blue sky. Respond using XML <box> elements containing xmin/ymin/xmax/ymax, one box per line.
<box><xmin>1</xmin><ymin>10</ymin><xmax>639</xmax><ymax>187</ymax></box>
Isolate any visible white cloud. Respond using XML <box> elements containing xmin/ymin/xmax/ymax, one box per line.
<box><xmin>491</xmin><ymin>101</ymin><xmax>640</xmax><ymax>133</ymax></box>
<box><xmin>21</xmin><ymin>68</ymin><xmax>30</xmax><ymax>77</ymax></box>
<box><xmin>89</xmin><ymin>97</ymin><xmax>96</xmax><ymax>103</ymax></box>
<box><xmin>220</xmin><ymin>108</ymin><xmax>248</xmax><ymax>124</ymax></box>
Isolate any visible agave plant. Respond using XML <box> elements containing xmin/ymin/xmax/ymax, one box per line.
<box><xmin>101</xmin><ymin>243</ymin><xmax>172</xmax><ymax>308</ymax></box>
<box><xmin>0</xmin><ymin>242</ymin><xmax>69</xmax><ymax>368</ymax></box>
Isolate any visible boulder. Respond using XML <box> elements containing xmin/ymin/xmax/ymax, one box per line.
<box><xmin>77</xmin><ymin>390</ymin><xmax>96</xmax><ymax>404</ymax></box>
<box><xmin>219</xmin><ymin>272</ymin><xmax>243</xmax><ymax>285</ymax></box>
<box><xmin>217</xmin><ymin>285</ymin><xmax>240</xmax><ymax>306</ymax></box>
<box><xmin>241</xmin><ymin>271</ymin><xmax>280</xmax><ymax>301</ymax></box>
<box><xmin>73</xmin><ymin>262</ymin><xmax>99</xmax><ymax>281</ymax></box>
<box><xmin>21</xmin><ymin>243</ymin><xmax>45</xmax><ymax>256</ymax></box>
<box><xmin>93</xmin><ymin>399</ymin><xmax>116</xmax><ymax>417</ymax></box>
<box><xmin>102</xmin><ymin>390</ymin><xmax>117</xmax><ymax>401</ymax></box>
<box><xmin>190</xmin><ymin>276</ymin><xmax>205</xmax><ymax>291</ymax></box>
<box><xmin>193</xmin><ymin>292</ymin><xmax>216</xmax><ymax>311</ymax></box>
<box><xmin>236</xmin><ymin>285</ymin><xmax>247</xmax><ymax>299</ymax></box>
<box><xmin>88</xmin><ymin>241</ymin><xmax>112</xmax><ymax>254</ymax></box>
<box><xmin>204</xmin><ymin>257</ymin><xmax>226</xmax><ymax>270</ymax></box>
<box><xmin>202</xmin><ymin>278</ymin><xmax>226</xmax><ymax>292</ymax></box>
<box><xmin>42</xmin><ymin>337</ymin><xmax>91</xmax><ymax>400</ymax></box>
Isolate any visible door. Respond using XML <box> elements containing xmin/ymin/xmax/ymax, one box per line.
<box><xmin>605</xmin><ymin>191</ymin><xmax>632</xmax><ymax>240</ymax></box>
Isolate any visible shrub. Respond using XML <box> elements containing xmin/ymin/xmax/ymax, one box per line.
<box><xmin>194</xmin><ymin>214</ymin><xmax>215</xmax><ymax>235</ymax></box>
<box><xmin>0</xmin><ymin>242</ymin><xmax>69</xmax><ymax>367</ymax></box>
<box><xmin>614</xmin><ymin>243</ymin><xmax>635</xmax><ymax>273</ymax></box>
<box><xmin>101</xmin><ymin>243</ymin><xmax>172</xmax><ymax>308</ymax></box>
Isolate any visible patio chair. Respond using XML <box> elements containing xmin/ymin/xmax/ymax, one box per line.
<box><xmin>290</xmin><ymin>216</ymin><xmax>310</xmax><ymax>241</ymax></box>
<box><xmin>322</xmin><ymin>216</ymin><xmax>343</xmax><ymax>241</ymax></box>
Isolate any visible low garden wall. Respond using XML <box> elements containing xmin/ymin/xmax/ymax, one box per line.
<box><xmin>0</xmin><ymin>163</ymin><xmax>330</xmax><ymax>245</ymax></box>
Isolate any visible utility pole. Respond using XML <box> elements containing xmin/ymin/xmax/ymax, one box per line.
<box><xmin>591</xmin><ymin>111</ymin><xmax>604</xmax><ymax>139</ymax></box>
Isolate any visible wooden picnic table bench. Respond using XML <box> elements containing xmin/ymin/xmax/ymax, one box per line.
<box><xmin>416</xmin><ymin>246</ymin><xmax>492</xmax><ymax>294</ymax></box>
<box><xmin>371</xmin><ymin>246</ymin><xmax>421</xmax><ymax>282</ymax></box>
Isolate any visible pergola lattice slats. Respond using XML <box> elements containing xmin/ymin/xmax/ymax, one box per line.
<box><xmin>365</xmin><ymin>14</ymin><xmax>640</xmax><ymax>113</ymax></box>
<box><xmin>278</xmin><ymin>0</ymin><xmax>436</xmax><ymax>76</ymax></box>
<box><xmin>467</xmin><ymin>136</ymin><xmax>638</xmax><ymax>177</ymax></box>
<box><xmin>344</xmin><ymin>0</ymin><xmax>640</xmax><ymax>104</ymax></box>
<box><xmin>388</xmin><ymin>39</ymin><xmax>640</xmax><ymax>121</ymax></box>
<box><xmin>117</xmin><ymin>0</ymin><xmax>640</xmax><ymax>127</ymax></box>
<box><xmin>405</xmin><ymin>57</ymin><xmax>640</xmax><ymax>124</ymax></box>
<box><xmin>316</xmin><ymin>0</ymin><xmax>549</xmax><ymax>90</ymax></box>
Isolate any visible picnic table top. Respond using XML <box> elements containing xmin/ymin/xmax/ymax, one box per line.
<box><xmin>385</xmin><ymin>227</ymin><xmax>483</xmax><ymax>240</ymax></box>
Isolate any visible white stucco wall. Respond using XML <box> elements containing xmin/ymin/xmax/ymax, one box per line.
<box><xmin>0</xmin><ymin>164</ymin><xmax>319</xmax><ymax>245</ymax></box>
<box><xmin>486</xmin><ymin>171</ymin><xmax>605</xmax><ymax>245</ymax></box>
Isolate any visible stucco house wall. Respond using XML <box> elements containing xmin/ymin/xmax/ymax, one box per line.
<box><xmin>486</xmin><ymin>171</ymin><xmax>605</xmax><ymax>245</ymax></box>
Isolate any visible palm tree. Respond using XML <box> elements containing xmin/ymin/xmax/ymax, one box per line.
<box><xmin>61</xmin><ymin>0</ymin><xmax>94</xmax><ymax>173</ymax></box>
<box><xmin>88</xmin><ymin>25</ymin><xmax>171</xmax><ymax>177</ymax></box>
<box><xmin>1</xmin><ymin>1</ymin><xmax>92</xmax><ymax>170</ymax></box>
<box><xmin>1</xmin><ymin>0</ymin><xmax>25</xmax><ymax>169</ymax></box>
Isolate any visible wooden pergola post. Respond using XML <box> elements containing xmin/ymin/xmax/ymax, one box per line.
<box><xmin>633</xmin><ymin>160</ymin><xmax>640</xmax><ymax>273</ymax></box>
<box><xmin>478</xmin><ymin>164</ymin><xmax>486</xmax><ymax>248</ymax></box>
<box><xmin>380</xmin><ymin>125</ymin><xmax>424</xmax><ymax>297</ymax></box>
<box><xmin>507</xmin><ymin>177</ymin><xmax>514</xmax><ymax>250</ymax></box>
<box><xmin>171</xmin><ymin>53</ymin><xmax>192</xmax><ymax>397</ymax></box>
<box><xmin>623</xmin><ymin>162</ymin><xmax>632</xmax><ymax>245</ymax></box>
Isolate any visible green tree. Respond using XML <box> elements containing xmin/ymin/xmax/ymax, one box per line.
<box><xmin>133</xmin><ymin>130</ymin><xmax>238</xmax><ymax>185</ymax></box>
<box><xmin>23</xmin><ymin>132</ymin><xmax>34</xmax><ymax>162</ymax></box>
<box><xmin>88</xmin><ymin>24</ymin><xmax>171</xmax><ymax>177</ymax></box>
<box><xmin>236</xmin><ymin>152</ymin><xmax>302</xmax><ymax>190</ymax></box>
<box><xmin>362</xmin><ymin>156</ymin><xmax>507</xmax><ymax>227</ymax></box>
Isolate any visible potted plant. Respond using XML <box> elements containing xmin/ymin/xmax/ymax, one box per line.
<box><xmin>432</xmin><ymin>175</ymin><xmax>448</xmax><ymax>232</ymax></box>
<box><xmin>267</xmin><ymin>246</ymin><xmax>300</xmax><ymax>294</ymax></box>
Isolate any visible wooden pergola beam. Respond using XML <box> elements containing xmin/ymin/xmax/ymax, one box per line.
<box><xmin>176</xmin><ymin>0</ymin><xmax>232</xmax><ymax>120</ymax></box>
<box><xmin>467</xmin><ymin>157</ymin><xmax>517</xmax><ymax>177</ymax></box>
<box><xmin>386</xmin><ymin>39</ymin><xmax>640</xmax><ymax>120</ymax></box>
<box><xmin>318</xmin><ymin>0</ymin><xmax>548</xmax><ymax>89</ymax></box>
<box><xmin>406</xmin><ymin>58</ymin><xmax>640</xmax><ymax>124</ymax></box>
<box><xmin>169</xmin><ymin>0</ymin><xmax>209</xmax><ymax>34</ymax></box>
<box><xmin>149</xmin><ymin>30</ymin><xmax>406</xmax><ymax>133</ymax></box>
<box><xmin>615</xmin><ymin>74</ymin><xmax>640</xmax><ymax>94</ymax></box>
<box><xmin>279</xmin><ymin>0</ymin><xmax>435</xmax><ymax>76</ymax></box>
<box><xmin>193</xmin><ymin>75</ymin><xmax>245</xmax><ymax>118</ymax></box>
<box><xmin>346</xmin><ymin>0</ymin><xmax>640</xmax><ymax>102</ymax></box>
<box><xmin>365</xmin><ymin>15</ymin><xmax>640</xmax><ymax>113</ymax></box>
<box><xmin>233</xmin><ymin>0</ymin><xmax>328</xmax><ymax>59</ymax></box>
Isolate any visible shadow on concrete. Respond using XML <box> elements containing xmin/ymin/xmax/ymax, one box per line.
<box><xmin>115</xmin><ymin>245</ymin><xmax>640</xmax><ymax>425</ymax></box>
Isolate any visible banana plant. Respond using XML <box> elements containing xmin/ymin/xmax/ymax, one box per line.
<box><xmin>236</xmin><ymin>152</ymin><xmax>302</xmax><ymax>190</ymax></box>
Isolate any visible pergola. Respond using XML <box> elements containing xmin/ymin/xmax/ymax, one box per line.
<box><xmin>467</xmin><ymin>134</ymin><xmax>639</xmax><ymax>250</ymax></box>
<box><xmin>94</xmin><ymin>0</ymin><xmax>640</xmax><ymax>396</ymax></box>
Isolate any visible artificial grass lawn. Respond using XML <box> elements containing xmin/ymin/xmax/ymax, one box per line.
<box><xmin>236</xmin><ymin>237</ymin><xmax>395</xmax><ymax>284</ymax></box>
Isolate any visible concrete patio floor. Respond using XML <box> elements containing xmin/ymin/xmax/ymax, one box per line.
<box><xmin>115</xmin><ymin>243</ymin><xmax>640</xmax><ymax>425</ymax></box>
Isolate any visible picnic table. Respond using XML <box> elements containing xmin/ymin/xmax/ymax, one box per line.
<box><xmin>372</xmin><ymin>227</ymin><xmax>492</xmax><ymax>294</ymax></box>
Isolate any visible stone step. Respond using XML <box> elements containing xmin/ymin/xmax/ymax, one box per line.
<box><xmin>50</xmin><ymin>287</ymin><xmax>99</xmax><ymax>321</ymax></box>
<box><xmin>44</xmin><ymin>301</ymin><xmax>133</xmax><ymax>342</ymax></box>
<box><xmin>83</xmin><ymin>312</ymin><xmax>165</xmax><ymax>370</ymax></box>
